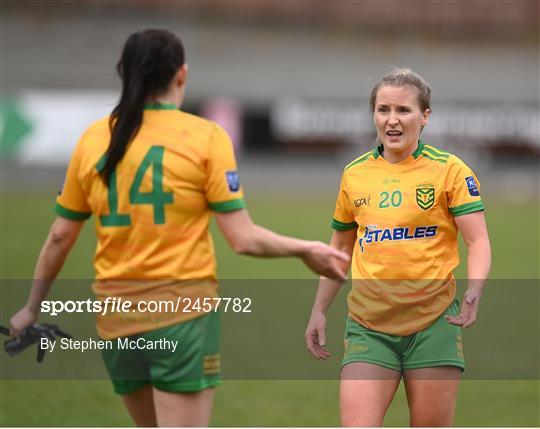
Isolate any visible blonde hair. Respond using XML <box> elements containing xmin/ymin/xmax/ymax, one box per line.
<box><xmin>369</xmin><ymin>68</ymin><xmax>431</xmax><ymax>112</ymax></box>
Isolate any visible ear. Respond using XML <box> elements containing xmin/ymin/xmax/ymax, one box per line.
<box><xmin>176</xmin><ymin>64</ymin><xmax>188</xmax><ymax>86</ymax></box>
<box><xmin>421</xmin><ymin>108</ymin><xmax>431</xmax><ymax>127</ymax></box>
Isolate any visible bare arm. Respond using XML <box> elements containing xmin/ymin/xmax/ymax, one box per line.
<box><xmin>215</xmin><ymin>209</ymin><xmax>349</xmax><ymax>280</ymax></box>
<box><xmin>305</xmin><ymin>229</ymin><xmax>356</xmax><ymax>359</ymax></box>
<box><xmin>446</xmin><ymin>210</ymin><xmax>491</xmax><ymax>328</ymax></box>
<box><xmin>10</xmin><ymin>217</ymin><xmax>85</xmax><ymax>337</ymax></box>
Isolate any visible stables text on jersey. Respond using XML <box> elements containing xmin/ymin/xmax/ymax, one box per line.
<box><xmin>358</xmin><ymin>225</ymin><xmax>438</xmax><ymax>252</ymax></box>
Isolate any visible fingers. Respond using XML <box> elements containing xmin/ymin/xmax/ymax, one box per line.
<box><xmin>9</xmin><ymin>321</ymin><xmax>24</xmax><ymax>339</ymax></box>
<box><xmin>445</xmin><ymin>315</ymin><xmax>466</xmax><ymax>327</ymax></box>
<box><xmin>314</xmin><ymin>343</ymin><xmax>330</xmax><ymax>359</ymax></box>
<box><xmin>305</xmin><ymin>334</ymin><xmax>324</xmax><ymax>359</ymax></box>
<box><xmin>305</xmin><ymin>330</ymin><xmax>330</xmax><ymax>360</ymax></box>
<box><xmin>462</xmin><ymin>315</ymin><xmax>477</xmax><ymax>329</ymax></box>
<box><xmin>446</xmin><ymin>314</ymin><xmax>477</xmax><ymax>328</ymax></box>
<box><xmin>317</xmin><ymin>326</ymin><xmax>326</xmax><ymax>347</ymax></box>
<box><xmin>307</xmin><ymin>340</ymin><xmax>330</xmax><ymax>360</ymax></box>
<box><xmin>9</xmin><ymin>326</ymin><xmax>19</xmax><ymax>338</ymax></box>
<box><xmin>445</xmin><ymin>304</ymin><xmax>478</xmax><ymax>328</ymax></box>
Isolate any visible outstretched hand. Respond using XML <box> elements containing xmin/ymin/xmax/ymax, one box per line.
<box><xmin>302</xmin><ymin>242</ymin><xmax>349</xmax><ymax>281</ymax></box>
<box><xmin>305</xmin><ymin>310</ymin><xmax>330</xmax><ymax>360</ymax></box>
<box><xmin>445</xmin><ymin>287</ymin><xmax>483</xmax><ymax>329</ymax></box>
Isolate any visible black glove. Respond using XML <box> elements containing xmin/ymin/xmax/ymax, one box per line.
<box><xmin>1</xmin><ymin>324</ymin><xmax>72</xmax><ymax>362</ymax></box>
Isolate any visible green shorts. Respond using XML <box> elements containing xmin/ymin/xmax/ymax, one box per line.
<box><xmin>342</xmin><ymin>299</ymin><xmax>465</xmax><ymax>373</ymax></box>
<box><xmin>101</xmin><ymin>312</ymin><xmax>221</xmax><ymax>395</ymax></box>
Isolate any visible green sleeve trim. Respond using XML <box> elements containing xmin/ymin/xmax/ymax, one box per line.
<box><xmin>331</xmin><ymin>218</ymin><xmax>358</xmax><ymax>231</ymax></box>
<box><xmin>208</xmin><ymin>198</ymin><xmax>246</xmax><ymax>212</ymax></box>
<box><xmin>54</xmin><ymin>202</ymin><xmax>92</xmax><ymax>221</ymax></box>
<box><xmin>449</xmin><ymin>201</ymin><xmax>484</xmax><ymax>217</ymax></box>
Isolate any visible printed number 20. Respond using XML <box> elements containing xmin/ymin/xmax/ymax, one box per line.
<box><xmin>98</xmin><ymin>146</ymin><xmax>173</xmax><ymax>227</ymax></box>
<box><xmin>379</xmin><ymin>190</ymin><xmax>402</xmax><ymax>208</ymax></box>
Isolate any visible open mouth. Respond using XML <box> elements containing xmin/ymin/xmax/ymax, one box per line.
<box><xmin>386</xmin><ymin>130</ymin><xmax>403</xmax><ymax>136</ymax></box>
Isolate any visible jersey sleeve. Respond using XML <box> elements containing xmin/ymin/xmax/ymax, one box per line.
<box><xmin>446</xmin><ymin>155</ymin><xmax>484</xmax><ymax>217</ymax></box>
<box><xmin>55</xmin><ymin>137</ymin><xmax>92</xmax><ymax>221</ymax></box>
<box><xmin>331</xmin><ymin>170</ymin><xmax>357</xmax><ymax>230</ymax></box>
<box><xmin>205</xmin><ymin>123</ymin><xmax>246</xmax><ymax>212</ymax></box>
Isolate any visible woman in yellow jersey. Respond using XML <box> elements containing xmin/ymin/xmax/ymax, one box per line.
<box><xmin>305</xmin><ymin>68</ymin><xmax>491</xmax><ymax>426</ymax></box>
<box><xmin>9</xmin><ymin>29</ymin><xmax>349</xmax><ymax>427</ymax></box>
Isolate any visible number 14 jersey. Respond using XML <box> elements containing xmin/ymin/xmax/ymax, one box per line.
<box><xmin>56</xmin><ymin>106</ymin><xmax>245</xmax><ymax>281</ymax></box>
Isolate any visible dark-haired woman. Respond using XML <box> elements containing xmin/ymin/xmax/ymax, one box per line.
<box><xmin>10</xmin><ymin>29</ymin><xmax>348</xmax><ymax>427</ymax></box>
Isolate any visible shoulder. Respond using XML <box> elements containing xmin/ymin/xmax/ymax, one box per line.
<box><xmin>418</xmin><ymin>144</ymin><xmax>479</xmax><ymax>190</ymax></box>
<box><xmin>344</xmin><ymin>148</ymin><xmax>378</xmax><ymax>173</ymax></box>
<box><xmin>176</xmin><ymin>111</ymin><xmax>220</xmax><ymax>133</ymax></box>
<box><xmin>416</xmin><ymin>143</ymin><xmax>452</xmax><ymax>165</ymax></box>
<box><xmin>419</xmin><ymin>143</ymin><xmax>473</xmax><ymax>171</ymax></box>
<box><xmin>74</xmin><ymin>116</ymin><xmax>110</xmax><ymax>155</ymax></box>
<box><xmin>175</xmin><ymin>111</ymin><xmax>230</xmax><ymax>145</ymax></box>
<box><xmin>78</xmin><ymin>116</ymin><xmax>110</xmax><ymax>144</ymax></box>
<box><xmin>85</xmin><ymin>116</ymin><xmax>110</xmax><ymax>133</ymax></box>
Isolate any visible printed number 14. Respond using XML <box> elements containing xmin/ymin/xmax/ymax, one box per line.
<box><xmin>98</xmin><ymin>146</ymin><xmax>173</xmax><ymax>227</ymax></box>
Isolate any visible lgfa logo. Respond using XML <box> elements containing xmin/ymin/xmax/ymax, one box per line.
<box><xmin>354</xmin><ymin>196</ymin><xmax>371</xmax><ymax>207</ymax></box>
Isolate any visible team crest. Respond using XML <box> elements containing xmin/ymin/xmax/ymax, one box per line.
<box><xmin>416</xmin><ymin>184</ymin><xmax>435</xmax><ymax>210</ymax></box>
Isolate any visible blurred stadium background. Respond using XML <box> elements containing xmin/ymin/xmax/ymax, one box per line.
<box><xmin>1</xmin><ymin>1</ymin><xmax>539</xmax><ymax>426</ymax></box>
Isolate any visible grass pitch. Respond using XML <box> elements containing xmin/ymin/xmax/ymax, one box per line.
<box><xmin>1</xmin><ymin>193</ymin><xmax>538</xmax><ymax>426</ymax></box>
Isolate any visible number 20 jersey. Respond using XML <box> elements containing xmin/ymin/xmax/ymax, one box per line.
<box><xmin>332</xmin><ymin>142</ymin><xmax>484</xmax><ymax>335</ymax></box>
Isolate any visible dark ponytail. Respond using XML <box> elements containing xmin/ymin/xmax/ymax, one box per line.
<box><xmin>100</xmin><ymin>29</ymin><xmax>185</xmax><ymax>185</ymax></box>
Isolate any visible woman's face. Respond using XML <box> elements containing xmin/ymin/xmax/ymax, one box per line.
<box><xmin>373</xmin><ymin>85</ymin><xmax>430</xmax><ymax>155</ymax></box>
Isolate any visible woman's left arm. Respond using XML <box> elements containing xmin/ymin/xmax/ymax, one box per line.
<box><xmin>446</xmin><ymin>210</ymin><xmax>491</xmax><ymax>328</ymax></box>
<box><xmin>10</xmin><ymin>217</ymin><xmax>85</xmax><ymax>337</ymax></box>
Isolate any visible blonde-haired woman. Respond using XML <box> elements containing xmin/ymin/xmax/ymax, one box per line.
<box><xmin>305</xmin><ymin>68</ymin><xmax>491</xmax><ymax>426</ymax></box>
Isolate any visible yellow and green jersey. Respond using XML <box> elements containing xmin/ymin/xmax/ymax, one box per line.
<box><xmin>56</xmin><ymin>105</ymin><xmax>245</xmax><ymax>338</ymax></box>
<box><xmin>332</xmin><ymin>141</ymin><xmax>484</xmax><ymax>335</ymax></box>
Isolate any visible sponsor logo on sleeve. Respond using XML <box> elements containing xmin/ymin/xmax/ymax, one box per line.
<box><xmin>226</xmin><ymin>171</ymin><xmax>240</xmax><ymax>192</ymax></box>
<box><xmin>465</xmin><ymin>176</ymin><xmax>479</xmax><ymax>196</ymax></box>
<box><xmin>353</xmin><ymin>195</ymin><xmax>371</xmax><ymax>207</ymax></box>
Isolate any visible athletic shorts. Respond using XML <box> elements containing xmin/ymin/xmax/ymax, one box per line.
<box><xmin>342</xmin><ymin>298</ymin><xmax>465</xmax><ymax>373</ymax></box>
<box><xmin>101</xmin><ymin>311</ymin><xmax>221</xmax><ymax>395</ymax></box>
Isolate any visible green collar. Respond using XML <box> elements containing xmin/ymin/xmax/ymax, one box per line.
<box><xmin>412</xmin><ymin>140</ymin><xmax>424</xmax><ymax>158</ymax></box>
<box><xmin>144</xmin><ymin>103</ymin><xmax>178</xmax><ymax>110</ymax></box>
<box><xmin>373</xmin><ymin>140</ymin><xmax>424</xmax><ymax>159</ymax></box>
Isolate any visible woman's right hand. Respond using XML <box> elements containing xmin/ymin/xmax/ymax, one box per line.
<box><xmin>305</xmin><ymin>309</ymin><xmax>330</xmax><ymax>360</ymax></box>
<box><xmin>10</xmin><ymin>305</ymin><xmax>39</xmax><ymax>338</ymax></box>
<box><xmin>301</xmin><ymin>241</ymin><xmax>349</xmax><ymax>281</ymax></box>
